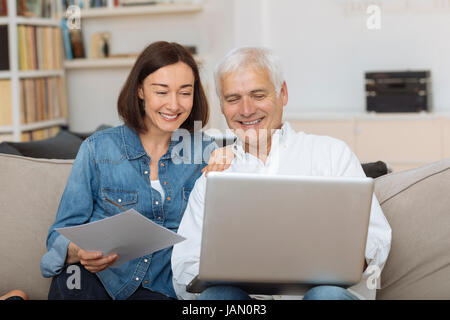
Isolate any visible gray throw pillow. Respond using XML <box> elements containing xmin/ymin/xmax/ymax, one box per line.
<box><xmin>0</xmin><ymin>142</ymin><xmax>23</xmax><ymax>156</ymax></box>
<box><xmin>8</xmin><ymin>130</ymin><xmax>83</xmax><ymax>159</ymax></box>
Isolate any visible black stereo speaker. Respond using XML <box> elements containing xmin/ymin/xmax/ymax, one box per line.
<box><xmin>365</xmin><ymin>71</ymin><xmax>431</xmax><ymax>112</ymax></box>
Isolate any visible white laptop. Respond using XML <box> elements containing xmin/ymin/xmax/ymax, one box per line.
<box><xmin>186</xmin><ymin>172</ymin><xmax>373</xmax><ymax>295</ymax></box>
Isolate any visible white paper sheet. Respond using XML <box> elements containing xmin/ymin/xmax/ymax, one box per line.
<box><xmin>56</xmin><ymin>209</ymin><xmax>185</xmax><ymax>267</ymax></box>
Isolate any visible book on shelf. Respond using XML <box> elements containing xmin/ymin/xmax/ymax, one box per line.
<box><xmin>20</xmin><ymin>77</ymin><xmax>68</xmax><ymax>124</ymax></box>
<box><xmin>0</xmin><ymin>79</ymin><xmax>12</xmax><ymax>126</ymax></box>
<box><xmin>0</xmin><ymin>0</ymin><xmax>7</xmax><ymax>16</ymax></box>
<box><xmin>0</xmin><ymin>25</ymin><xmax>9</xmax><ymax>70</ymax></box>
<box><xmin>61</xmin><ymin>19</ymin><xmax>73</xmax><ymax>60</ymax></box>
<box><xmin>119</xmin><ymin>0</ymin><xmax>157</xmax><ymax>6</ymax></box>
<box><xmin>17</xmin><ymin>25</ymin><xmax>64</xmax><ymax>70</ymax></box>
<box><xmin>68</xmin><ymin>28</ymin><xmax>85</xmax><ymax>58</ymax></box>
<box><xmin>61</xmin><ymin>20</ymin><xmax>85</xmax><ymax>60</ymax></box>
<box><xmin>21</xmin><ymin>126</ymin><xmax>60</xmax><ymax>141</ymax></box>
<box><xmin>60</xmin><ymin>0</ymin><xmax>194</xmax><ymax>10</ymax></box>
<box><xmin>62</xmin><ymin>0</ymin><xmax>116</xmax><ymax>10</ymax></box>
<box><xmin>17</xmin><ymin>0</ymin><xmax>55</xmax><ymax>18</ymax></box>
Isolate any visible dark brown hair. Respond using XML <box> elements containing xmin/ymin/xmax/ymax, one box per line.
<box><xmin>118</xmin><ymin>41</ymin><xmax>209</xmax><ymax>133</ymax></box>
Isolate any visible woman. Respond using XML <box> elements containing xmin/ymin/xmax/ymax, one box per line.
<box><xmin>40</xmin><ymin>41</ymin><xmax>229</xmax><ymax>300</ymax></box>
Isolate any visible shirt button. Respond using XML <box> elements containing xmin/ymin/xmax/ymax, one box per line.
<box><xmin>144</xmin><ymin>170</ymin><xmax>148</xmax><ymax>175</ymax></box>
<box><xmin>155</xmin><ymin>201</ymin><xmax>159</xmax><ymax>205</ymax></box>
<box><xmin>166</xmin><ymin>196</ymin><xmax>171</xmax><ymax>201</ymax></box>
<box><xmin>144</xmin><ymin>259</ymin><xmax>148</xmax><ymax>263</ymax></box>
<box><xmin>144</xmin><ymin>280</ymin><xmax>148</xmax><ymax>284</ymax></box>
<box><xmin>118</xmin><ymin>199</ymin><xmax>122</xmax><ymax>203</ymax></box>
<box><xmin>163</xmin><ymin>181</ymin><xmax>167</xmax><ymax>185</ymax></box>
<box><xmin>135</xmin><ymin>277</ymin><xmax>139</xmax><ymax>281</ymax></box>
<box><xmin>160</xmin><ymin>163</ymin><xmax>165</xmax><ymax>167</ymax></box>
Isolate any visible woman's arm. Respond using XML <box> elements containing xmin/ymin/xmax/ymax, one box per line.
<box><xmin>201</xmin><ymin>145</ymin><xmax>234</xmax><ymax>175</ymax></box>
<box><xmin>41</xmin><ymin>139</ymin><xmax>101</xmax><ymax>277</ymax></box>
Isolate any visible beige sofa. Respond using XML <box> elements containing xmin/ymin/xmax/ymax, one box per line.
<box><xmin>1</xmin><ymin>153</ymin><xmax>449</xmax><ymax>300</ymax></box>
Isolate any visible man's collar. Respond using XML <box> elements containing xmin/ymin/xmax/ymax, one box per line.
<box><xmin>231</xmin><ymin>121</ymin><xmax>293</xmax><ymax>160</ymax></box>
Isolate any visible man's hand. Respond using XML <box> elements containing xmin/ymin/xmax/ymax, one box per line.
<box><xmin>66</xmin><ymin>241</ymin><xmax>118</xmax><ymax>273</ymax></box>
<box><xmin>202</xmin><ymin>146</ymin><xmax>234</xmax><ymax>176</ymax></box>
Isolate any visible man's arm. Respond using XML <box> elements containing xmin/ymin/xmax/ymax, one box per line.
<box><xmin>171</xmin><ymin>173</ymin><xmax>208</xmax><ymax>300</ymax></box>
<box><xmin>334</xmin><ymin>140</ymin><xmax>392</xmax><ymax>275</ymax></box>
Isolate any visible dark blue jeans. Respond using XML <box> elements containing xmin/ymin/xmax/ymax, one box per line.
<box><xmin>5</xmin><ymin>296</ymin><xmax>24</xmax><ymax>301</ymax></box>
<box><xmin>198</xmin><ymin>285</ymin><xmax>358</xmax><ymax>300</ymax></box>
<box><xmin>48</xmin><ymin>263</ymin><xmax>174</xmax><ymax>300</ymax></box>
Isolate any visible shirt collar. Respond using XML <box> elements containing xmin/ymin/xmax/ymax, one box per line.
<box><xmin>231</xmin><ymin>121</ymin><xmax>294</xmax><ymax>160</ymax></box>
<box><xmin>121</xmin><ymin>125</ymin><xmax>182</xmax><ymax>161</ymax></box>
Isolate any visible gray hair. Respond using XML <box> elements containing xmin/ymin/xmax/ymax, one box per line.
<box><xmin>214</xmin><ymin>47</ymin><xmax>285</xmax><ymax>103</ymax></box>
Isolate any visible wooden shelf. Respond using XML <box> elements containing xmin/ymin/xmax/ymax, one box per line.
<box><xmin>64</xmin><ymin>55</ymin><xmax>204</xmax><ymax>69</ymax></box>
<box><xmin>15</xmin><ymin>17</ymin><xmax>60</xmax><ymax>27</ymax></box>
<box><xmin>18</xmin><ymin>70</ymin><xmax>65</xmax><ymax>78</ymax></box>
<box><xmin>20</xmin><ymin>118</ymin><xmax>67</xmax><ymax>131</ymax></box>
<box><xmin>80</xmin><ymin>3</ymin><xmax>203</xmax><ymax>18</ymax></box>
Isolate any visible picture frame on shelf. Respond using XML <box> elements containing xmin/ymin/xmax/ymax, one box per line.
<box><xmin>89</xmin><ymin>32</ymin><xmax>110</xmax><ymax>59</ymax></box>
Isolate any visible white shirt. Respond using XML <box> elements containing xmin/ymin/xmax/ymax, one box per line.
<box><xmin>151</xmin><ymin>180</ymin><xmax>165</xmax><ymax>205</ymax></box>
<box><xmin>171</xmin><ymin>122</ymin><xmax>392</xmax><ymax>300</ymax></box>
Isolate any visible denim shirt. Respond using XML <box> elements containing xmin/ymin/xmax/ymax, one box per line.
<box><xmin>40</xmin><ymin>125</ymin><xmax>216</xmax><ymax>300</ymax></box>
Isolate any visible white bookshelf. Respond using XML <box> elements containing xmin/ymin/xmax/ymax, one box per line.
<box><xmin>15</xmin><ymin>17</ymin><xmax>61</xmax><ymax>27</ymax></box>
<box><xmin>64</xmin><ymin>55</ymin><xmax>204</xmax><ymax>69</ymax></box>
<box><xmin>0</xmin><ymin>0</ymin><xmax>68</xmax><ymax>141</ymax></box>
<box><xmin>0</xmin><ymin>71</ymin><xmax>11</xmax><ymax>79</ymax></box>
<box><xmin>80</xmin><ymin>2</ymin><xmax>203</xmax><ymax>18</ymax></box>
<box><xmin>64</xmin><ymin>1</ymin><xmax>204</xmax><ymax>67</ymax></box>
<box><xmin>20</xmin><ymin>118</ymin><xmax>67</xmax><ymax>131</ymax></box>
<box><xmin>18</xmin><ymin>70</ymin><xmax>65</xmax><ymax>78</ymax></box>
<box><xmin>62</xmin><ymin>1</ymin><xmax>205</xmax><ymax>131</ymax></box>
<box><xmin>64</xmin><ymin>57</ymin><xmax>137</xmax><ymax>69</ymax></box>
<box><xmin>0</xmin><ymin>125</ymin><xmax>13</xmax><ymax>133</ymax></box>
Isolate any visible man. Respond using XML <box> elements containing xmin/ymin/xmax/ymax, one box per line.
<box><xmin>171</xmin><ymin>47</ymin><xmax>392</xmax><ymax>300</ymax></box>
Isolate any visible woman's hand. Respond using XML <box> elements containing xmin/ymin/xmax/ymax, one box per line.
<box><xmin>202</xmin><ymin>146</ymin><xmax>235</xmax><ymax>176</ymax></box>
<box><xmin>66</xmin><ymin>241</ymin><xmax>118</xmax><ymax>273</ymax></box>
<box><xmin>78</xmin><ymin>249</ymin><xmax>118</xmax><ymax>273</ymax></box>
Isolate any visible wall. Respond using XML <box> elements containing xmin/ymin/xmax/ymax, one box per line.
<box><xmin>67</xmin><ymin>0</ymin><xmax>450</xmax><ymax>132</ymax></box>
<box><xmin>66</xmin><ymin>0</ymin><xmax>235</xmax><ymax>132</ymax></box>
<box><xmin>264</xmin><ymin>0</ymin><xmax>450</xmax><ymax>116</ymax></box>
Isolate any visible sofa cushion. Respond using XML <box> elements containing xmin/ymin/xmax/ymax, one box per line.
<box><xmin>0</xmin><ymin>142</ymin><xmax>22</xmax><ymax>156</ymax></box>
<box><xmin>374</xmin><ymin>158</ymin><xmax>450</xmax><ymax>299</ymax></box>
<box><xmin>66</xmin><ymin>124</ymin><xmax>113</xmax><ymax>141</ymax></box>
<box><xmin>6</xmin><ymin>130</ymin><xmax>83</xmax><ymax>159</ymax></box>
<box><xmin>0</xmin><ymin>154</ymin><xmax>73</xmax><ymax>299</ymax></box>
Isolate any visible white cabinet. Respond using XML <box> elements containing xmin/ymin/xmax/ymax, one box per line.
<box><xmin>289</xmin><ymin>119</ymin><xmax>356</xmax><ymax>151</ymax></box>
<box><xmin>287</xmin><ymin>114</ymin><xmax>450</xmax><ymax>173</ymax></box>
<box><xmin>444</xmin><ymin>118</ymin><xmax>450</xmax><ymax>159</ymax></box>
<box><xmin>355</xmin><ymin>118</ymin><xmax>442</xmax><ymax>165</ymax></box>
